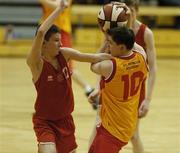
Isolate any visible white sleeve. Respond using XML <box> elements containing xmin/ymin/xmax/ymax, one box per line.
<box><xmin>133</xmin><ymin>42</ymin><xmax>147</xmax><ymax>61</ymax></box>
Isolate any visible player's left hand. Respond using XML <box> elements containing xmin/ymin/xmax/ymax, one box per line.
<box><xmin>111</xmin><ymin>2</ymin><xmax>130</xmax><ymax>15</ymax></box>
<box><xmin>60</xmin><ymin>0</ymin><xmax>68</xmax><ymax>10</ymax></box>
<box><xmin>138</xmin><ymin>99</ymin><xmax>150</xmax><ymax>118</ymax></box>
<box><xmin>88</xmin><ymin>89</ymin><xmax>99</xmax><ymax>104</ymax></box>
<box><xmin>111</xmin><ymin>2</ymin><xmax>132</xmax><ymax>28</ymax></box>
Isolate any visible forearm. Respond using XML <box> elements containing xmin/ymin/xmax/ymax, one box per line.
<box><xmin>146</xmin><ymin>67</ymin><xmax>157</xmax><ymax>101</ymax></box>
<box><xmin>39</xmin><ymin>6</ymin><xmax>63</xmax><ymax>33</ymax></box>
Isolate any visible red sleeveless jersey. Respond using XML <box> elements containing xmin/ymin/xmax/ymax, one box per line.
<box><xmin>135</xmin><ymin>23</ymin><xmax>146</xmax><ymax>51</ymax></box>
<box><xmin>34</xmin><ymin>52</ymin><xmax>74</xmax><ymax>120</ymax></box>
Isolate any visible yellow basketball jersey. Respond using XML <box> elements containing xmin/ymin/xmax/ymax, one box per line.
<box><xmin>40</xmin><ymin>3</ymin><xmax>72</xmax><ymax>33</ymax></box>
<box><xmin>100</xmin><ymin>51</ymin><xmax>148</xmax><ymax>142</ymax></box>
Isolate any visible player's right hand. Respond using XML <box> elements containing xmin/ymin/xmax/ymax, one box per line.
<box><xmin>60</xmin><ymin>0</ymin><xmax>68</xmax><ymax>10</ymax></box>
<box><xmin>110</xmin><ymin>2</ymin><xmax>132</xmax><ymax>28</ymax></box>
<box><xmin>111</xmin><ymin>2</ymin><xmax>130</xmax><ymax>15</ymax></box>
<box><xmin>88</xmin><ymin>89</ymin><xmax>99</xmax><ymax>104</ymax></box>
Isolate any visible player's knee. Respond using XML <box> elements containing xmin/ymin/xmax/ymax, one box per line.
<box><xmin>38</xmin><ymin>143</ymin><xmax>57</xmax><ymax>153</ymax></box>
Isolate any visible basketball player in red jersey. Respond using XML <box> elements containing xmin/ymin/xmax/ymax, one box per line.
<box><xmin>39</xmin><ymin>0</ymin><xmax>96</xmax><ymax>109</ymax></box>
<box><xmin>26</xmin><ymin>1</ymin><xmax>111</xmax><ymax>153</ymax></box>
<box><xmin>88</xmin><ymin>26</ymin><xmax>148</xmax><ymax>153</ymax></box>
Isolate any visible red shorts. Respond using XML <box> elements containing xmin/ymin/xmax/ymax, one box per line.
<box><xmin>60</xmin><ymin>30</ymin><xmax>74</xmax><ymax>71</ymax></box>
<box><xmin>32</xmin><ymin>115</ymin><xmax>77</xmax><ymax>153</ymax></box>
<box><xmin>88</xmin><ymin>125</ymin><xmax>127</xmax><ymax>153</ymax></box>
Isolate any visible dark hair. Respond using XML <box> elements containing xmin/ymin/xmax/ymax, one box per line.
<box><xmin>116</xmin><ymin>0</ymin><xmax>139</xmax><ymax>11</ymax></box>
<box><xmin>107</xmin><ymin>26</ymin><xmax>135</xmax><ymax>50</ymax></box>
<box><xmin>35</xmin><ymin>24</ymin><xmax>60</xmax><ymax>41</ymax></box>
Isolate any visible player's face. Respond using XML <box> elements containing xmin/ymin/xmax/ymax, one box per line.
<box><xmin>44</xmin><ymin>33</ymin><xmax>61</xmax><ymax>57</ymax></box>
<box><xmin>107</xmin><ymin>35</ymin><xmax>123</xmax><ymax>56</ymax></box>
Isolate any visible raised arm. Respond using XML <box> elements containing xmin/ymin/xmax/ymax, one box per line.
<box><xmin>26</xmin><ymin>0</ymin><xmax>68</xmax><ymax>82</ymax></box>
<box><xmin>144</xmin><ymin>28</ymin><xmax>157</xmax><ymax>102</ymax></box>
<box><xmin>139</xmin><ymin>28</ymin><xmax>157</xmax><ymax>118</ymax></box>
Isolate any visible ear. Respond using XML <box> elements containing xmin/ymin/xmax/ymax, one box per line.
<box><xmin>119</xmin><ymin>44</ymin><xmax>126</xmax><ymax>51</ymax></box>
<box><xmin>43</xmin><ymin>40</ymin><xmax>47</xmax><ymax>45</ymax></box>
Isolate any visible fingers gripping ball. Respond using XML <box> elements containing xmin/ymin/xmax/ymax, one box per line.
<box><xmin>98</xmin><ymin>3</ymin><xmax>129</xmax><ymax>32</ymax></box>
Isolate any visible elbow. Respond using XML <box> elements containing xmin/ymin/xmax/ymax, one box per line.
<box><xmin>90</xmin><ymin>63</ymin><xmax>98</xmax><ymax>73</ymax></box>
<box><xmin>26</xmin><ymin>56</ymin><xmax>32</xmax><ymax>66</ymax></box>
<box><xmin>90</xmin><ymin>63</ymin><xmax>95</xmax><ymax>72</ymax></box>
<box><xmin>36</xmin><ymin>29</ymin><xmax>45</xmax><ymax>38</ymax></box>
<box><xmin>26</xmin><ymin>53</ymin><xmax>35</xmax><ymax>66</ymax></box>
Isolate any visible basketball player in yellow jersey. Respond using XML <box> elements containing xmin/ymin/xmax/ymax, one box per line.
<box><xmin>113</xmin><ymin>1</ymin><xmax>157</xmax><ymax>153</ymax></box>
<box><xmin>39</xmin><ymin>0</ymin><xmax>96</xmax><ymax>106</ymax></box>
<box><xmin>88</xmin><ymin>27</ymin><xmax>148</xmax><ymax>153</ymax></box>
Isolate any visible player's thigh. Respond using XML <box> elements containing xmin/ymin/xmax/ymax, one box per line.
<box><xmin>38</xmin><ymin>142</ymin><xmax>56</xmax><ymax>153</ymax></box>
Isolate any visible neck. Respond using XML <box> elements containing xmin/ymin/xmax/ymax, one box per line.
<box><xmin>116</xmin><ymin>50</ymin><xmax>133</xmax><ymax>58</ymax></box>
<box><xmin>132</xmin><ymin>20</ymin><xmax>138</xmax><ymax>29</ymax></box>
<box><xmin>43</xmin><ymin>54</ymin><xmax>56</xmax><ymax>62</ymax></box>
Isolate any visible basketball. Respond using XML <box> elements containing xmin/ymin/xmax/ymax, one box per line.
<box><xmin>97</xmin><ymin>3</ymin><xmax>129</xmax><ymax>32</ymax></box>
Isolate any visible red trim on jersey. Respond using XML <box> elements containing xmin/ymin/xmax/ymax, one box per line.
<box><xmin>138</xmin><ymin>77</ymin><xmax>146</xmax><ymax>105</ymax></box>
<box><xmin>105</xmin><ymin>59</ymin><xmax>116</xmax><ymax>83</ymax></box>
<box><xmin>141</xmin><ymin>53</ymin><xmax>149</xmax><ymax>72</ymax></box>
<box><xmin>118</xmin><ymin>52</ymin><xmax>136</xmax><ymax>60</ymax></box>
<box><xmin>135</xmin><ymin>23</ymin><xmax>146</xmax><ymax>51</ymax></box>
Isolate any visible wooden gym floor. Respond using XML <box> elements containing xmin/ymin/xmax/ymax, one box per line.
<box><xmin>0</xmin><ymin>57</ymin><xmax>180</xmax><ymax>153</ymax></box>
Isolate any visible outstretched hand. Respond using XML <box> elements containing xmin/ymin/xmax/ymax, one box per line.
<box><xmin>59</xmin><ymin>0</ymin><xmax>68</xmax><ymax>10</ymax></box>
<box><xmin>88</xmin><ymin>89</ymin><xmax>99</xmax><ymax>104</ymax></box>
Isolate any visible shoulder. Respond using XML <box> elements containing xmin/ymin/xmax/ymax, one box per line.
<box><xmin>99</xmin><ymin>59</ymin><xmax>113</xmax><ymax>69</ymax></box>
<box><xmin>59</xmin><ymin>47</ymin><xmax>72</xmax><ymax>61</ymax></box>
<box><xmin>133</xmin><ymin>43</ymin><xmax>147</xmax><ymax>60</ymax></box>
<box><xmin>133</xmin><ymin>49</ymin><xmax>147</xmax><ymax>61</ymax></box>
<box><xmin>144</xmin><ymin>27</ymin><xmax>154</xmax><ymax>39</ymax></box>
<box><xmin>144</xmin><ymin>27</ymin><xmax>155</xmax><ymax>49</ymax></box>
<box><xmin>91</xmin><ymin>59</ymin><xmax>113</xmax><ymax>79</ymax></box>
<box><xmin>100</xmin><ymin>59</ymin><xmax>115</xmax><ymax>80</ymax></box>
